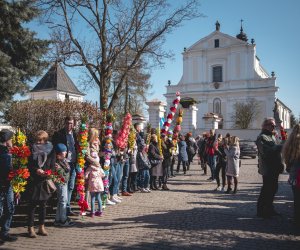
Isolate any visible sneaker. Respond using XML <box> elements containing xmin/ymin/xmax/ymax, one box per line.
<box><xmin>111</xmin><ymin>197</ymin><xmax>121</xmax><ymax>203</ymax></box>
<box><xmin>207</xmin><ymin>177</ymin><xmax>212</xmax><ymax>180</ymax></box>
<box><xmin>106</xmin><ymin>199</ymin><xmax>116</xmax><ymax>205</ymax></box>
<box><xmin>215</xmin><ymin>186</ymin><xmax>222</xmax><ymax>191</ymax></box>
<box><xmin>0</xmin><ymin>234</ymin><xmax>17</xmax><ymax>242</ymax></box>
<box><xmin>81</xmin><ymin>212</ymin><xmax>87</xmax><ymax>216</ymax></box>
<box><xmin>141</xmin><ymin>188</ymin><xmax>148</xmax><ymax>193</ymax></box>
<box><xmin>54</xmin><ymin>220</ymin><xmax>61</xmax><ymax>226</ymax></box>
<box><xmin>60</xmin><ymin>219</ymin><xmax>75</xmax><ymax>227</ymax></box>
<box><xmin>117</xmin><ymin>195</ymin><xmax>123</xmax><ymax>200</ymax></box>
<box><xmin>95</xmin><ymin>211</ymin><xmax>103</xmax><ymax>217</ymax></box>
<box><xmin>221</xmin><ymin>187</ymin><xmax>225</xmax><ymax>192</ymax></box>
<box><xmin>145</xmin><ymin>188</ymin><xmax>151</xmax><ymax>193</ymax></box>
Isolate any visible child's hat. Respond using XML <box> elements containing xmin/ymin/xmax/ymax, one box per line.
<box><xmin>55</xmin><ymin>143</ymin><xmax>67</xmax><ymax>153</ymax></box>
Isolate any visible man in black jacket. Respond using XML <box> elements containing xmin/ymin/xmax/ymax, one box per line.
<box><xmin>256</xmin><ymin>117</ymin><xmax>284</xmax><ymax>218</ymax></box>
<box><xmin>0</xmin><ymin>129</ymin><xmax>17</xmax><ymax>242</ymax></box>
<box><xmin>52</xmin><ymin>117</ymin><xmax>78</xmax><ymax>216</ymax></box>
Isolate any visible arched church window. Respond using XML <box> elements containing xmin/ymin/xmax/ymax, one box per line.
<box><xmin>213</xmin><ymin>98</ymin><xmax>221</xmax><ymax>114</ymax></box>
<box><xmin>213</xmin><ymin>66</ymin><xmax>222</xmax><ymax>82</ymax></box>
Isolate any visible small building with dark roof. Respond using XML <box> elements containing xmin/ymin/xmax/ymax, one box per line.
<box><xmin>30</xmin><ymin>62</ymin><xmax>85</xmax><ymax>102</ymax></box>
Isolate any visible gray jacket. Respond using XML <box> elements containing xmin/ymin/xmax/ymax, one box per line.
<box><xmin>256</xmin><ymin>130</ymin><xmax>284</xmax><ymax>176</ymax></box>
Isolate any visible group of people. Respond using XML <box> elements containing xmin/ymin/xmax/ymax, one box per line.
<box><xmin>196</xmin><ymin>129</ymin><xmax>241</xmax><ymax>194</ymax></box>
<box><xmin>0</xmin><ymin>115</ymin><xmax>300</xmax><ymax>242</ymax></box>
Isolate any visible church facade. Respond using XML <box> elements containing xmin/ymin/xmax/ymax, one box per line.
<box><xmin>163</xmin><ymin>22</ymin><xmax>291</xmax><ymax>130</ymax></box>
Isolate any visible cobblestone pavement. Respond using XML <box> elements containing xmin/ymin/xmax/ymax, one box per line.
<box><xmin>1</xmin><ymin>158</ymin><xmax>299</xmax><ymax>250</ymax></box>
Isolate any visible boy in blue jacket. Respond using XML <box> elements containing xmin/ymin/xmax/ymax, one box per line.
<box><xmin>0</xmin><ymin>129</ymin><xmax>17</xmax><ymax>242</ymax></box>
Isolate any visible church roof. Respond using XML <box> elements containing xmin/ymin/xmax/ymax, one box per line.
<box><xmin>31</xmin><ymin>63</ymin><xmax>85</xmax><ymax>96</ymax></box>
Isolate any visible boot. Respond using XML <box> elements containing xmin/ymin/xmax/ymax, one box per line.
<box><xmin>28</xmin><ymin>226</ymin><xmax>37</xmax><ymax>238</ymax></box>
<box><xmin>37</xmin><ymin>224</ymin><xmax>48</xmax><ymax>236</ymax></box>
<box><xmin>153</xmin><ymin>178</ymin><xmax>159</xmax><ymax>190</ymax></box>
<box><xmin>162</xmin><ymin>184</ymin><xmax>170</xmax><ymax>191</ymax></box>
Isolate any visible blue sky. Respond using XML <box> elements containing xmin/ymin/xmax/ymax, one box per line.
<box><xmin>26</xmin><ymin>0</ymin><xmax>300</xmax><ymax>118</ymax></box>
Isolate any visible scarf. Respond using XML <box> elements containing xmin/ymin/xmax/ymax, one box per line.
<box><xmin>32</xmin><ymin>142</ymin><xmax>53</xmax><ymax>168</ymax></box>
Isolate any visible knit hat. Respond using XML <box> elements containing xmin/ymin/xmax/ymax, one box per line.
<box><xmin>55</xmin><ymin>143</ymin><xmax>67</xmax><ymax>154</ymax></box>
<box><xmin>0</xmin><ymin>129</ymin><xmax>14</xmax><ymax>143</ymax></box>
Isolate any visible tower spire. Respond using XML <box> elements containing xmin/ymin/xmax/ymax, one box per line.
<box><xmin>236</xmin><ymin>19</ymin><xmax>248</xmax><ymax>42</ymax></box>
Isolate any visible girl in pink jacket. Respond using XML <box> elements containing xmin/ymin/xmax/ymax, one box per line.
<box><xmin>85</xmin><ymin>128</ymin><xmax>105</xmax><ymax>217</ymax></box>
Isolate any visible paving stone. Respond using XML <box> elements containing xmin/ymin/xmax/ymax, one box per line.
<box><xmin>0</xmin><ymin>158</ymin><xmax>299</xmax><ymax>249</ymax></box>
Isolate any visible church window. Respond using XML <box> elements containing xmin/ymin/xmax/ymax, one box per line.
<box><xmin>213</xmin><ymin>98</ymin><xmax>221</xmax><ymax>114</ymax></box>
<box><xmin>214</xmin><ymin>39</ymin><xmax>219</xmax><ymax>48</ymax></box>
<box><xmin>213</xmin><ymin>66</ymin><xmax>222</xmax><ymax>82</ymax></box>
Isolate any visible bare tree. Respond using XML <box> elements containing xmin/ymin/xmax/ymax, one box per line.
<box><xmin>231</xmin><ymin>98</ymin><xmax>261</xmax><ymax>129</ymax></box>
<box><xmin>38</xmin><ymin>0</ymin><xmax>203</xmax><ymax>112</ymax></box>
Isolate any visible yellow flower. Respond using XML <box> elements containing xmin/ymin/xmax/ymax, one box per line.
<box><xmin>20</xmin><ymin>158</ymin><xmax>28</xmax><ymax>165</ymax></box>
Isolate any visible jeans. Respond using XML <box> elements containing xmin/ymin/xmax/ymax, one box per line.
<box><xmin>90</xmin><ymin>192</ymin><xmax>102</xmax><ymax>213</ymax></box>
<box><xmin>28</xmin><ymin>200</ymin><xmax>47</xmax><ymax>227</ymax></box>
<box><xmin>56</xmin><ymin>183</ymin><xmax>68</xmax><ymax>223</ymax></box>
<box><xmin>128</xmin><ymin>172</ymin><xmax>138</xmax><ymax>191</ymax></box>
<box><xmin>162</xmin><ymin>158</ymin><xmax>171</xmax><ymax>184</ymax></box>
<box><xmin>207</xmin><ymin>155</ymin><xmax>217</xmax><ymax>180</ymax></box>
<box><xmin>0</xmin><ymin>185</ymin><xmax>14</xmax><ymax>236</ymax></box>
<box><xmin>121</xmin><ymin>159</ymin><xmax>130</xmax><ymax>192</ymax></box>
<box><xmin>67</xmin><ymin>162</ymin><xmax>76</xmax><ymax>213</ymax></box>
<box><xmin>141</xmin><ymin>169</ymin><xmax>150</xmax><ymax>189</ymax></box>
<box><xmin>257</xmin><ymin>174</ymin><xmax>279</xmax><ymax>216</ymax></box>
<box><xmin>110</xmin><ymin>161</ymin><xmax>123</xmax><ymax>196</ymax></box>
<box><xmin>216</xmin><ymin>162</ymin><xmax>226</xmax><ymax>187</ymax></box>
<box><xmin>177</xmin><ymin>159</ymin><xmax>187</xmax><ymax>172</ymax></box>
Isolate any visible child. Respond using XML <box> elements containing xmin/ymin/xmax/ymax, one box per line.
<box><xmin>224</xmin><ymin>136</ymin><xmax>240</xmax><ymax>194</ymax></box>
<box><xmin>54</xmin><ymin>143</ymin><xmax>74</xmax><ymax>227</ymax></box>
<box><xmin>85</xmin><ymin>151</ymin><xmax>104</xmax><ymax>217</ymax></box>
<box><xmin>137</xmin><ymin>143</ymin><xmax>151</xmax><ymax>193</ymax></box>
<box><xmin>85</xmin><ymin>128</ymin><xmax>104</xmax><ymax>217</ymax></box>
<box><xmin>0</xmin><ymin>129</ymin><xmax>17</xmax><ymax>242</ymax></box>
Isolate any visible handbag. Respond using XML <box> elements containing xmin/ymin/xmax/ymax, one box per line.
<box><xmin>45</xmin><ymin>179</ymin><xmax>57</xmax><ymax>194</ymax></box>
<box><xmin>149</xmin><ymin>158</ymin><xmax>160</xmax><ymax>167</ymax></box>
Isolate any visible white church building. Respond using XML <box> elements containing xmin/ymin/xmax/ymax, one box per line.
<box><xmin>151</xmin><ymin>21</ymin><xmax>291</xmax><ymax>132</ymax></box>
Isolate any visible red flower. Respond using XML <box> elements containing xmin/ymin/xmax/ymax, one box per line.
<box><xmin>44</xmin><ymin>169</ymin><xmax>52</xmax><ymax>176</ymax></box>
<box><xmin>8</xmin><ymin>171</ymin><xmax>15</xmax><ymax>181</ymax></box>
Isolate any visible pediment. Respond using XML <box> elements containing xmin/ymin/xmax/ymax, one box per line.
<box><xmin>187</xmin><ymin>31</ymin><xmax>246</xmax><ymax>51</ymax></box>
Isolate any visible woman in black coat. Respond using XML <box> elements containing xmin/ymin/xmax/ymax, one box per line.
<box><xmin>27</xmin><ymin>130</ymin><xmax>55</xmax><ymax>238</ymax></box>
<box><xmin>148</xmin><ymin>134</ymin><xmax>163</xmax><ymax>190</ymax></box>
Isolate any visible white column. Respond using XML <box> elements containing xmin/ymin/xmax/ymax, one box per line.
<box><xmin>146</xmin><ymin>100</ymin><xmax>167</xmax><ymax>128</ymax></box>
<box><xmin>181</xmin><ymin>105</ymin><xmax>198</xmax><ymax>134</ymax></box>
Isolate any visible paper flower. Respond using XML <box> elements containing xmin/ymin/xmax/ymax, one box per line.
<box><xmin>8</xmin><ymin>129</ymin><xmax>31</xmax><ymax>200</ymax></box>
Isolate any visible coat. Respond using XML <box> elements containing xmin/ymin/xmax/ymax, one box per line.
<box><xmin>85</xmin><ymin>164</ymin><xmax>105</xmax><ymax>192</ymax></box>
<box><xmin>224</xmin><ymin>146</ymin><xmax>240</xmax><ymax>177</ymax></box>
<box><xmin>178</xmin><ymin>140</ymin><xmax>188</xmax><ymax>162</ymax></box>
<box><xmin>52</xmin><ymin>128</ymin><xmax>78</xmax><ymax>162</ymax></box>
<box><xmin>28</xmin><ymin>142</ymin><xmax>56</xmax><ymax>201</ymax></box>
<box><xmin>0</xmin><ymin>145</ymin><xmax>12</xmax><ymax>190</ymax></box>
<box><xmin>148</xmin><ymin>142</ymin><xmax>163</xmax><ymax>176</ymax></box>
<box><xmin>256</xmin><ymin>130</ymin><xmax>284</xmax><ymax>176</ymax></box>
